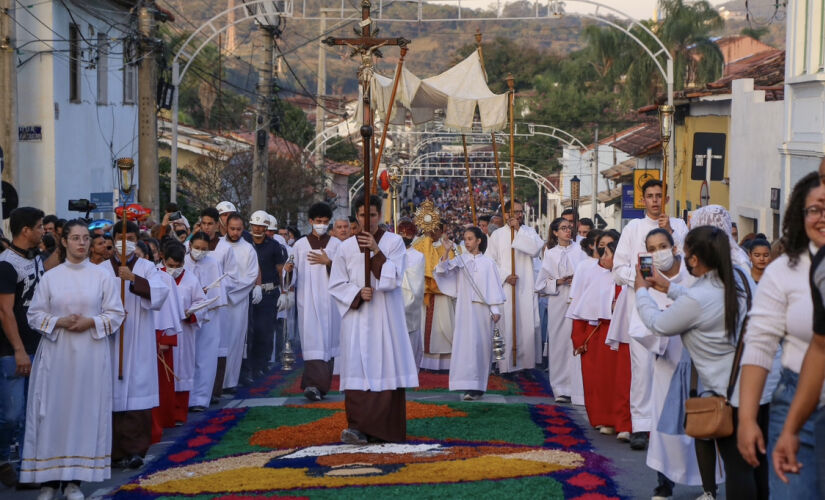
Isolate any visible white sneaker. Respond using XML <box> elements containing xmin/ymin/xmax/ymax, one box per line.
<box><xmin>616</xmin><ymin>431</ymin><xmax>631</xmax><ymax>442</ymax></box>
<box><xmin>599</xmin><ymin>426</ymin><xmax>616</xmax><ymax>435</ymax></box>
<box><xmin>37</xmin><ymin>486</ymin><xmax>57</xmax><ymax>500</ymax></box>
<box><xmin>695</xmin><ymin>492</ymin><xmax>715</xmax><ymax>500</ymax></box>
<box><xmin>64</xmin><ymin>483</ymin><xmax>85</xmax><ymax>500</ymax></box>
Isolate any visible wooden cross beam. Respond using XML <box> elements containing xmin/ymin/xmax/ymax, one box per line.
<box><xmin>322</xmin><ymin>0</ymin><xmax>409</xmax><ymax>287</ymax></box>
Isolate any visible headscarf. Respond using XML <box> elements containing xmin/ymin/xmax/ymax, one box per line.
<box><xmin>689</xmin><ymin>204</ymin><xmax>751</xmax><ymax>269</ymax></box>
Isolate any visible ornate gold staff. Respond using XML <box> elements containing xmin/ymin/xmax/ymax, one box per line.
<box><xmin>115</xmin><ymin>157</ymin><xmax>135</xmax><ymax>380</ymax></box>
<box><xmin>506</xmin><ymin>74</ymin><xmax>517</xmax><ymax>363</ymax></box>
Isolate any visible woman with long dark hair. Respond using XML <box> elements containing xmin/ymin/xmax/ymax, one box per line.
<box><xmin>738</xmin><ymin>171</ymin><xmax>825</xmax><ymax>498</ymax></box>
<box><xmin>21</xmin><ymin>220</ymin><xmax>125</xmax><ymax>500</ymax></box>
<box><xmin>635</xmin><ymin>225</ymin><xmax>761</xmax><ymax>499</ymax></box>
<box><xmin>536</xmin><ymin>217</ymin><xmax>586</xmax><ymax>404</ymax></box>
<box><xmin>436</xmin><ymin>227</ymin><xmax>505</xmax><ymax>400</ymax></box>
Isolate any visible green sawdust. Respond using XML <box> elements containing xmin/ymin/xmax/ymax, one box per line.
<box><xmin>154</xmin><ymin>475</ymin><xmax>566</xmax><ymax>499</ymax></box>
<box><xmin>202</xmin><ymin>406</ymin><xmax>338</xmax><ymax>461</ymax></box>
<box><xmin>407</xmin><ymin>402</ymin><xmax>546</xmax><ymax>446</ymax></box>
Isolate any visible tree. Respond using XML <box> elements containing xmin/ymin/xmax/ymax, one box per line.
<box><xmin>656</xmin><ymin>0</ymin><xmax>725</xmax><ymax>89</ymax></box>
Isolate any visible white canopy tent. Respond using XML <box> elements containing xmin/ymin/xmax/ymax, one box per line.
<box><xmin>362</xmin><ymin>49</ymin><xmax>509</xmax><ymax>132</ymax></box>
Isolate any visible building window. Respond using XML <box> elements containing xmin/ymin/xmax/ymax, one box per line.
<box><xmin>69</xmin><ymin>24</ymin><xmax>81</xmax><ymax>103</ymax></box>
<box><xmin>123</xmin><ymin>40</ymin><xmax>137</xmax><ymax>105</ymax></box>
<box><xmin>96</xmin><ymin>33</ymin><xmax>108</xmax><ymax>105</ymax></box>
<box><xmin>690</xmin><ymin>133</ymin><xmax>726</xmax><ymax>181</ymax></box>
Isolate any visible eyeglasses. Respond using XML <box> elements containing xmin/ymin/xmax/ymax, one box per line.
<box><xmin>804</xmin><ymin>205</ymin><xmax>825</xmax><ymax>220</ymax></box>
<box><xmin>557</xmin><ymin>226</ymin><xmax>573</xmax><ymax>232</ymax></box>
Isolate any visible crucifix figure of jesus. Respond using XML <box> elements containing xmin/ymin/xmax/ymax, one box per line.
<box><xmin>323</xmin><ymin>0</ymin><xmax>409</xmax><ymax>285</ymax></box>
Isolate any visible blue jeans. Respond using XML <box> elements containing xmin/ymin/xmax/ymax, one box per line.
<box><xmin>768</xmin><ymin>367</ymin><xmax>821</xmax><ymax>499</ymax></box>
<box><xmin>816</xmin><ymin>409</ymin><xmax>825</xmax><ymax>499</ymax></box>
<box><xmin>0</xmin><ymin>355</ymin><xmax>32</xmax><ymax>462</ymax></box>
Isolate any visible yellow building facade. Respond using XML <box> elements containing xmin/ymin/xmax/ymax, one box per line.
<box><xmin>673</xmin><ymin>113</ymin><xmax>731</xmax><ymax>216</ymax></box>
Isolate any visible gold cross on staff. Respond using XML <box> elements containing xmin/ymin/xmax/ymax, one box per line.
<box><xmin>322</xmin><ymin>0</ymin><xmax>409</xmax><ymax>286</ymax></box>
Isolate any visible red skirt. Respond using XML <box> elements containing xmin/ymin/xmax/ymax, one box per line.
<box><xmin>572</xmin><ymin>319</ymin><xmax>631</xmax><ymax>432</ymax></box>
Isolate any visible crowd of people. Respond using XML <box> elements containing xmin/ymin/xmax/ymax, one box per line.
<box><xmin>2</xmin><ymin>163</ymin><xmax>825</xmax><ymax>500</ymax></box>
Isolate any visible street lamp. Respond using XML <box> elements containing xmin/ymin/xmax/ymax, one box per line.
<box><xmin>658</xmin><ymin>104</ymin><xmax>674</xmax><ymax>216</ymax></box>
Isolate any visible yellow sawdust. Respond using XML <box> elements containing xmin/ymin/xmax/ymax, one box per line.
<box><xmin>138</xmin><ymin>454</ymin><xmax>580</xmax><ymax>494</ymax></box>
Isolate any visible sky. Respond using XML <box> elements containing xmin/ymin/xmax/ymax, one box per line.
<box><xmin>427</xmin><ymin>0</ymin><xmax>730</xmax><ymax>22</ymax></box>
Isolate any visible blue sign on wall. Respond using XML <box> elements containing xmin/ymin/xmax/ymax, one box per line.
<box><xmin>622</xmin><ymin>184</ymin><xmax>645</xmax><ymax>220</ymax></box>
<box><xmin>90</xmin><ymin>192</ymin><xmax>114</xmax><ymax>213</ymax></box>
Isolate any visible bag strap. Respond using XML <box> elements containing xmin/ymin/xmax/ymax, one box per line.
<box><xmin>726</xmin><ymin>268</ymin><xmax>753</xmax><ymax>400</ymax></box>
<box><xmin>689</xmin><ymin>362</ymin><xmax>698</xmax><ymax>398</ymax></box>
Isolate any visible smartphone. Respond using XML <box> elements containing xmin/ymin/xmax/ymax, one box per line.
<box><xmin>168</xmin><ymin>211</ymin><xmax>182</xmax><ymax>221</ymax></box>
<box><xmin>639</xmin><ymin>253</ymin><xmax>653</xmax><ymax>279</ymax></box>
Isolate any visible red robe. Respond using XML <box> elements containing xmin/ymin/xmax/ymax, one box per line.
<box><xmin>152</xmin><ymin>330</ymin><xmax>177</xmax><ymax>444</ymax></box>
<box><xmin>571</xmin><ymin>285</ymin><xmax>631</xmax><ymax>433</ymax></box>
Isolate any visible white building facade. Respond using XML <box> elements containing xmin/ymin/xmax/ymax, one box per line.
<box><xmin>780</xmin><ymin>0</ymin><xmax>825</xmax><ymax>215</ymax></box>
<box><xmin>13</xmin><ymin>0</ymin><xmax>138</xmax><ymax>218</ymax></box>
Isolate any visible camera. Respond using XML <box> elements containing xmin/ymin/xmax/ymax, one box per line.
<box><xmin>168</xmin><ymin>211</ymin><xmax>182</xmax><ymax>222</ymax></box>
<box><xmin>68</xmin><ymin>199</ymin><xmax>96</xmax><ymax>212</ymax></box>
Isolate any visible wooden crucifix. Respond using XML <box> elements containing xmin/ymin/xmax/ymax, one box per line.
<box><xmin>323</xmin><ymin>0</ymin><xmax>409</xmax><ymax>286</ymax></box>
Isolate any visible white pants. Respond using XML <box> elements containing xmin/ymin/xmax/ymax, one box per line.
<box><xmin>223</xmin><ymin>300</ymin><xmax>250</xmax><ymax>389</ymax></box>
<box><xmin>629</xmin><ymin>337</ymin><xmax>654</xmax><ymax>432</ymax></box>
<box><xmin>190</xmin><ymin>313</ymin><xmax>222</xmax><ymax>407</ymax></box>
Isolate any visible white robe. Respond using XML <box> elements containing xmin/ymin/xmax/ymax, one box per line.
<box><xmin>21</xmin><ymin>260</ymin><xmax>125</xmax><ymax>483</ymax></box>
<box><xmin>100</xmin><ymin>257</ymin><xmax>169</xmax><ymax>412</ymax></box>
<box><xmin>184</xmin><ymin>253</ymin><xmax>227</xmax><ymax>407</ymax></box>
<box><xmin>170</xmin><ymin>269</ymin><xmax>209</xmax><ymax>392</ymax></box>
<box><xmin>215</xmin><ymin>236</ymin><xmax>259</xmax><ymax>388</ymax></box>
<box><xmin>435</xmin><ymin>253</ymin><xmax>506</xmax><ymax>392</ymax></box>
<box><xmin>329</xmin><ymin>231</ymin><xmax>419</xmax><ymax>391</ymax></box>
<box><xmin>611</xmin><ymin>215</ymin><xmax>688</xmax><ymax>433</ymax></box>
<box><xmin>485</xmin><ymin>224</ymin><xmax>545</xmax><ymax>372</ymax></box>
<box><xmin>402</xmin><ymin>247</ymin><xmax>425</xmax><ymax>368</ymax></box>
<box><xmin>536</xmin><ymin>243</ymin><xmax>586</xmax><ymax>404</ymax></box>
<box><xmin>292</xmin><ymin>236</ymin><xmax>341</xmax><ymax>361</ymax></box>
<box><xmin>629</xmin><ymin>263</ymin><xmax>705</xmax><ymax>486</ymax></box>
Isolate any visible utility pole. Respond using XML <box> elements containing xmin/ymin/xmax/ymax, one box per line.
<box><xmin>138</xmin><ymin>3</ymin><xmax>160</xmax><ymax>215</ymax></box>
<box><xmin>251</xmin><ymin>26</ymin><xmax>274</xmax><ymax>212</ymax></box>
<box><xmin>314</xmin><ymin>10</ymin><xmax>327</xmax><ymax>171</ymax></box>
<box><xmin>591</xmin><ymin>124</ymin><xmax>598</xmax><ymax>219</ymax></box>
<box><xmin>0</xmin><ymin>0</ymin><xmax>16</xmax><ymax>214</ymax></box>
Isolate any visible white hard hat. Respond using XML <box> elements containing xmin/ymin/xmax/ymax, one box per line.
<box><xmin>216</xmin><ymin>201</ymin><xmax>237</xmax><ymax>214</ymax></box>
<box><xmin>267</xmin><ymin>213</ymin><xmax>278</xmax><ymax>231</ymax></box>
<box><xmin>249</xmin><ymin>210</ymin><xmax>270</xmax><ymax>227</ymax></box>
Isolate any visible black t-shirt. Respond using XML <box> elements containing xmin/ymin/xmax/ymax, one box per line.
<box><xmin>252</xmin><ymin>237</ymin><xmax>287</xmax><ymax>289</ymax></box>
<box><xmin>811</xmin><ymin>247</ymin><xmax>825</xmax><ymax>336</ymax></box>
<box><xmin>0</xmin><ymin>249</ymin><xmax>45</xmax><ymax>356</ymax></box>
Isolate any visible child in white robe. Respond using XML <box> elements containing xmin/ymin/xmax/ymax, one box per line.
<box><xmin>434</xmin><ymin>227</ymin><xmax>506</xmax><ymax>400</ymax></box>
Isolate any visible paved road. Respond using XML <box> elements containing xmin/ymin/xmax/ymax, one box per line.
<box><xmin>2</xmin><ymin>390</ymin><xmax>725</xmax><ymax>499</ymax></box>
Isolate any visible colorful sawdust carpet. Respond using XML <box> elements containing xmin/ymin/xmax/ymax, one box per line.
<box><xmin>113</xmin><ymin>384</ymin><xmax>621</xmax><ymax>498</ymax></box>
<box><xmin>239</xmin><ymin>365</ymin><xmax>553</xmax><ymax>399</ymax></box>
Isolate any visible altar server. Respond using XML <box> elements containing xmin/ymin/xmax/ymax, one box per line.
<box><xmin>214</xmin><ymin>213</ymin><xmax>259</xmax><ymax>391</ymax></box>
<box><xmin>435</xmin><ymin>227</ymin><xmax>505</xmax><ymax>400</ymax></box>
<box><xmin>611</xmin><ymin>179</ymin><xmax>688</xmax><ymax>449</ymax></box>
<box><xmin>185</xmin><ymin>232</ymin><xmax>228</xmax><ymax>410</ymax></box>
<box><xmin>101</xmin><ymin>221</ymin><xmax>169</xmax><ymax>469</ymax></box>
<box><xmin>535</xmin><ymin>217</ymin><xmax>586</xmax><ymax>404</ymax></box>
<box><xmin>485</xmin><ymin>199</ymin><xmax>545</xmax><ymax>372</ymax></box>
<box><xmin>399</xmin><ymin>219</ymin><xmax>425</xmax><ymax>368</ymax></box>
<box><xmin>289</xmin><ymin>202</ymin><xmax>341</xmax><ymax>400</ymax></box>
<box><xmin>329</xmin><ymin>195</ymin><xmax>418</xmax><ymax>444</ymax></box>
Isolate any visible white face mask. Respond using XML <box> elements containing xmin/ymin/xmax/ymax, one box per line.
<box><xmin>166</xmin><ymin>267</ymin><xmax>183</xmax><ymax>279</ymax></box>
<box><xmin>190</xmin><ymin>249</ymin><xmax>208</xmax><ymax>261</ymax></box>
<box><xmin>313</xmin><ymin>224</ymin><xmax>328</xmax><ymax>236</ymax></box>
<box><xmin>652</xmin><ymin>248</ymin><xmax>675</xmax><ymax>272</ymax></box>
<box><xmin>287</xmin><ymin>238</ymin><xmax>295</xmax><ymax>246</ymax></box>
<box><xmin>117</xmin><ymin>240</ymin><xmax>136</xmax><ymax>257</ymax></box>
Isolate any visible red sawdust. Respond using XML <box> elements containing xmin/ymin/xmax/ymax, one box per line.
<box><xmin>567</xmin><ymin>472</ymin><xmax>607</xmax><ymax>490</ymax></box>
<box><xmin>571</xmin><ymin>494</ymin><xmax>620</xmax><ymax>500</ymax></box>
<box><xmin>545</xmin><ymin>435</ymin><xmax>583</xmax><ymax>448</ymax></box>
<box><xmin>315</xmin><ymin>445</ymin><xmax>532</xmax><ymax>466</ymax></box>
<box><xmin>252</xmin><ymin>401</ymin><xmax>467</xmax><ymax>449</ymax></box>
<box><xmin>168</xmin><ymin>449</ymin><xmax>199</xmax><ymax>463</ymax></box>
<box><xmin>187</xmin><ymin>435</ymin><xmax>213</xmax><ymax>448</ymax></box>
